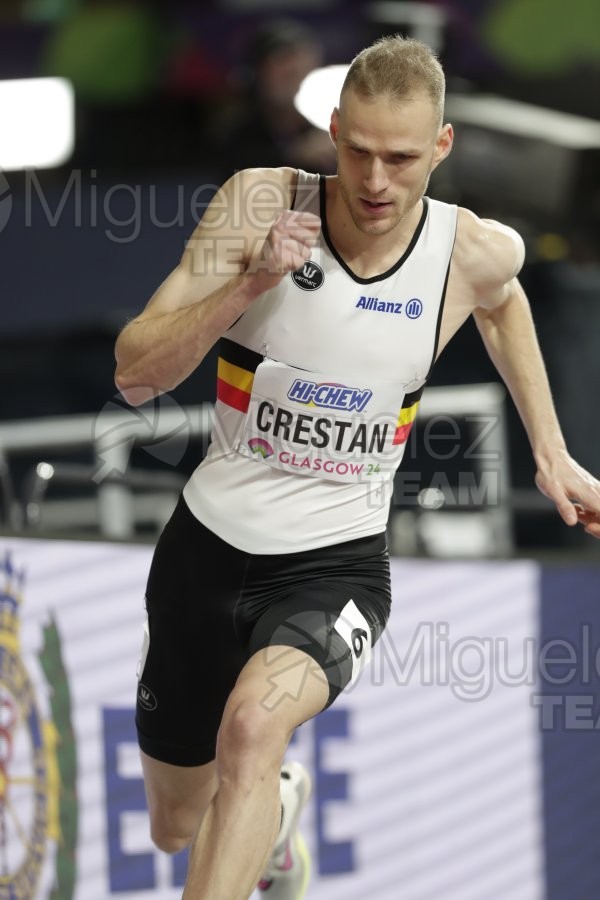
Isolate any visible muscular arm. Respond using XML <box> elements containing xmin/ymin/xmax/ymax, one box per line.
<box><xmin>114</xmin><ymin>266</ymin><xmax>263</xmax><ymax>406</ymax></box>
<box><xmin>474</xmin><ymin>278</ymin><xmax>566</xmax><ymax>463</ymax></box>
<box><xmin>462</xmin><ymin>212</ymin><xmax>600</xmax><ymax>536</ymax></box>
<box><xmin>114</xmin><ymin>168</ymin><xmax>320</xmax><ymax>405</ymax></box>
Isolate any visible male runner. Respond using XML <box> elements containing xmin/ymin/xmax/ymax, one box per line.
<box><xmin>114</xmin><ymin>35</ymin><xmax>600</xmax><ymax>900</ymax></box>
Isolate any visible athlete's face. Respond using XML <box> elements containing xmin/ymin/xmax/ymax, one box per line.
<box><xmin>330</xmin><ymin>89</ymin><xmax>453</xmax><ymax>236</ymax></box>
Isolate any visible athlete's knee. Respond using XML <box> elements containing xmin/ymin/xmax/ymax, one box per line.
<box><xmin>151</xmin><ymin>824</ymin><xmax>191</xmax><ymax>856</ymax></box>
<box><xmin>147</xmin><ymin>793</ymin><xmax>214</xmax><ymax>854</ymax></box>
<box><xmin>148</xmin><ymin>809</ymin><xmax>194</xmax><ymax>854</ymax></box>
<box><xmin>217</xmin><ymin>699</ymin><xmax>288</xmax><ymax>774</ymax></box>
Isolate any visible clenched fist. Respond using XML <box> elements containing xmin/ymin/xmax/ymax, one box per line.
<box><xmin>246</xmin><ymin>210</ymin><xmax>322</xmax><ymax>292</ymax></box>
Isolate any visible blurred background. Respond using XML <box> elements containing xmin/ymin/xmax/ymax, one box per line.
<box><xmin>1</xmin><ymin>0</ymin><xmax>599</xmax><ymax>555</ymax></box>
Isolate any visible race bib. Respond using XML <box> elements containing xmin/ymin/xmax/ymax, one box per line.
<box><xmin>237</xmin><ymin>358</ymin><xmax>413</xmax><ymax>484</ymax></box>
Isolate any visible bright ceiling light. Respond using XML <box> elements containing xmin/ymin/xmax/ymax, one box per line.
<box><xmin>0</xmin><ymin>77</ymin><xmax>75</xmax><ymax>171</ymax></box>
<box><xmin>446</xmin><ymin>94</ymin><xmax>600</xmax><ymax>150</ymax></box>
<box><xmin>294</xmin><ymin>64</ymin><xmax>349</xmax><ymax>132</ymax></box>
<box><xmin>295</xmin><ymin>63</ymin><xmax>600</xmax><ymax>151</ymax></box>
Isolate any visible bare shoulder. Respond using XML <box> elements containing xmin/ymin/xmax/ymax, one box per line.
<box><xmin>453</xmin><ymin>207</ymin><xmax>525</xmax><ymax>309</ymax></box>
<box><xmin>201</xmin><ymin>166</ymin><xmax>297</xmax><ymax>230</ymax></box>
<box><xmin>182</xmin><ymin>166</ymin><xmax>297</xmax><ymax>269</ymax></box>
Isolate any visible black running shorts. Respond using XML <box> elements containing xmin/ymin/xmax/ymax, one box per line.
<box><xmin>136</xmin><ymin>495</ymin><xmax>392</xmax><ymax>766</ymax></box>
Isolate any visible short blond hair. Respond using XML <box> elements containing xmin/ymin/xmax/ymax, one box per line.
<box><xmin>341</xmin><ymin>35</ymin><xmax>445</xmax><ymax>124</ymax></box>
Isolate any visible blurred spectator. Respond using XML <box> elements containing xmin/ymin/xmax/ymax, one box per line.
<box><xmin>0</xmin><ymin>1</ymin><xmax>23</xmax><ymax>20</ymax></box>
<box><xmin>22</xmin><ymin>0</ymin><xmax>80</xmax><ymax>23</ymax></box>
<box><xmin>167</xmin><ymin>36</ymin><xmax>229</xmax><ymax>101</ymax></box>
<box><xmin>41</xmin><ymin>0</ymin><xmax>169</xmax><ymax>103</ymax></box>
<box><xmin>39</xmin><ymin>1</ymin><xmax>201</xmax><ymax>168</ymax></box>
<box><xmin>214</xmin><ymin>18</ymin><xmax>336</xmax><ymax>180</ymax></box>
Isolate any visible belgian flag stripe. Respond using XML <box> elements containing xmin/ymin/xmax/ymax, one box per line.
<box><xmin>393</xmin><ymin>399</ymin><xmax>421</xmax><ymax>445</ymax></box>
<box><xmin>393</xmin><ymin>422</ymin><xmax>415</xmax><ymax>445</ymax></box>
<box><xmin>219</xmin><ymin>337</ymin><xmax>263</xmax><ymax>374</ymax></box>
<box><xmin>216</xmin><ymin>377</ymin><xmax>251</xmax><ymax>413</ymax></box>
<box><xmin>403</xmin><ymin>385</ymin><xmax>425</xmax><ymax>407</ymax></box>
<box><xmin>217</xmin><ymin>358</ymin><xmax>255</xmax><ymax>394</ymax></box>
<box><xmin>216</xmin><ymin>338</ymin><xmax>263</xmax><ymax>413</ymax></box>
<box><xmin>397</xmin><ymin>401</ymin><xmax>420</xmax><ymax>427</ymax></box>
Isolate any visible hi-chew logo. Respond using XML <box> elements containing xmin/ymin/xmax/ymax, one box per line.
<box><xmin>287</xmin><ymin>380</ymin><xmax>373</xmax><ymax>412</ymax></box>
<box><xmin>291</xmin><ymin>260</ymin><xmax>324</xmax><ymax>291</ymax></box>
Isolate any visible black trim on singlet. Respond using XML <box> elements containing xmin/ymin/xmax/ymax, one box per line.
<box><xmin>292</xmin><ymin>169</ymin><xmax>321</xmax><ymax>214</ymax></box>
<box><xmin>227</xmin><ymin>170</ymin><xmax>306</xmax><ymax>334</ymax></box>
<box><xmin>424</xmin><ymin>221</ymin><xmax>457</xmax><ymax>381</ymax></box>
<box><xmin>219</xmin><ymin>336</ymin><xmax>264</xmax><ymax>373</ymax></box>
<box><xmin>226</xmin><ymin>314</ymin><xmax>244</xmax><ymax>332</ymax></box>
<box><xmin>319</xmin><ymin>175</ymin><xmax>429</xmax><ymax>285</ymax></box>
<box><xmin>402</xmin><ymin>384</ymin><xmax>425</xmax><ymax>408</ymax></box>
<box><xmin>290</xmin><ymin>168</ymin><xmax>299</xmax><ymax>210</ymax></box>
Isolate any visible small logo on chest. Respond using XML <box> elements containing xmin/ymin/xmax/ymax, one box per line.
<box><xmin>356</xmin><ymin>295</ymin><xmax>402</xmax><ymax>314</ymax></box>
<box><xmin>291</xmin><ymin>260</ymin><xmax>325</xmax><ymax>291</ymax></box>
<box><xmin>356</xmin><ymin>296</ymin><xmax>423</xmax><ymax>318</ymax></box>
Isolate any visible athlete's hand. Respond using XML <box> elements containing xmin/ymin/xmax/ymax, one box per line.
<box><xmin>535</xmin><ymin>450</ymin><xmax>600</xmax><ymax>538</ymax></box>
<box><xmin>246</xmin><ymin>210</ymin><xmax>321</xmax><ymax>292</ymax></box>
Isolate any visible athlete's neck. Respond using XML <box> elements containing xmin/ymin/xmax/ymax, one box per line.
<box><xmin>325</xmin><ymin>176</ymin><xmax>424</xmax><ymax>279</ymax></box>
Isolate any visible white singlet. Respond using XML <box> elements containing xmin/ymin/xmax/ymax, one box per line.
<box><xmin>183</xmin><ymin>170</ymin><xmax>457</xmax><ymax>553</ymax></box>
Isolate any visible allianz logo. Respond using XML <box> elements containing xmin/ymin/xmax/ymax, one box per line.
<box><xmin>356</xmin><ymin>296</ymin><xmax>423</xmax><ymax>318</ymax></box>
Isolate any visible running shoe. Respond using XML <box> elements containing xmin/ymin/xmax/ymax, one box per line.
<box><xmin>258</xmin><ymin>762</ymin><xmax>312</xmax><ymax>899</ymax></box>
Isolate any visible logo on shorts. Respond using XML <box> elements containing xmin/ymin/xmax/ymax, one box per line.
<box><xmin>351</xmin><ymin>628</ymin><xmax>369</xmax><ymax>659</ymax></box>
<box><xmin>138</xmin><ymin>683</ymin><xmax>157</xmax><ymax>711</ymax></box>
<box><xmin>291</xmin><ymin>260</ymin><xmax>324</xmax><ymax>291</ymax></box>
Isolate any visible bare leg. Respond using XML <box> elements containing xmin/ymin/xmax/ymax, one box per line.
<box><xmin>140</xmin><ymin>753</ymin><xmax>218</xmax><ymax>854</ymax></box>
<box><xmin>182</xmin><ymin>646</ymin><xmax>328</xmax><ymax>900</ymax></box>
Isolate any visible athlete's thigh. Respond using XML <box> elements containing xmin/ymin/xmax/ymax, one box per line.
<box><xmin>141</xmin><ymin>752</ymin><xmax>218</xmax><ymax>833</ymax></box>
<box><xmin>246</xmin><ymin>533</ymin><xmax>392</xmax><ymax>709</ymax></box>
<box><xmin>136</xmin><ymin>496</ymin><xmax>250</xmax><ymax>767</ymax></box>
<box><xmin>223</xmin><ymin>644</ymin><xmax>330</xmax><ymax>737</ymax></box>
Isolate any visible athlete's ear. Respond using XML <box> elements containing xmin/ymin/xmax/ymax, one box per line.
<box><xmin>431</xmin><ymin>123</ymin><xmax>453</xmax><ymax>170</ymax></box>
<box><xmin>329</xmin><ymin>108</ymin><xmax>340</xmax><ymax>146</ymax></box>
